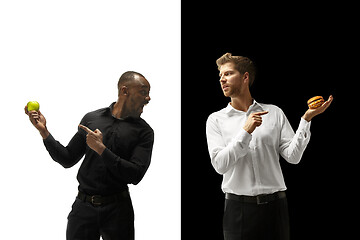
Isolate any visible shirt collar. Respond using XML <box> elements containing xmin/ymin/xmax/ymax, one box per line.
<box><xmin>225</xmin><ymin>99</ymin><xmax>264</xmax><ymax>115</ymax></box>
<box><xmin>108</xmin><ymin>102</ymin><xmax>140</xmax><ymax>122</ymax></box>
<box><xmin>108</xmin><ymin>102</ymin><xmax>119</xmax><ymax>119</ymax></box>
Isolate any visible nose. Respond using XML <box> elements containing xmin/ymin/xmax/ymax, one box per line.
<box><xmin>220</xmin><ymin>75</ymin><xmax>226</xmax><ymax>83</ymax></box>
<box><xmin>145</xmin><ymin>95</ymin><xmax>151</xmax><ymax>102</ymax></box>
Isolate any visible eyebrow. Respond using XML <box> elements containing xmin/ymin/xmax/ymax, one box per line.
<box><xmin>219</xmin><ymin>70</ymin><xmax>231</xmax><ymax>77</ymax></box>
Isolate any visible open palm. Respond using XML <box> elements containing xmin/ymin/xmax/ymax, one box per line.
<box><xmin>303</xmin><ymin>95</ymin><xmax>333</xmax><ymax>121</ymax></box>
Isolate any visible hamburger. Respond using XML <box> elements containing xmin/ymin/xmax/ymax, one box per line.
<box><xmin>307</xmin><ymin>96</ymin><xmax>325</xmax><ymax>109</ymax></box>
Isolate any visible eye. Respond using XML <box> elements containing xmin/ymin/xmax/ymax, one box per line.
<box><xmin>140</xmin><ymin>90</ymin><xmax>149</xmax><ymax>96</ymax></box>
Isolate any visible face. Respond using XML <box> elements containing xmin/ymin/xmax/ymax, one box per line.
<box><xmin>219</xmin><ymin>62</ymin><xmax>246</xmax><ymax>98</ymax></box>
<box><xmin>126</xmin><ymin>76</ymin><xmax>151</xmax><ymax>118</ymax></box>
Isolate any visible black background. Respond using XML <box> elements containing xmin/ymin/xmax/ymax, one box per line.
<box><xmin>182</xmin><ymin>2</ymin><xmax>353</xmax><ymax>239</ymax></box>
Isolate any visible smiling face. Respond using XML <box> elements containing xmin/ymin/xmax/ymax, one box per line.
<box><xmin>219</xmin><ymin>62</ymin><xmax>247</xmax><ymax>98</ymax></box>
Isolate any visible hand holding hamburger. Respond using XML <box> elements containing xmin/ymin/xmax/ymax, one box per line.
<box><xmin>302</xmin><ymin>95</ymin><xmax>333</xmax><ymax>122</ymax></box>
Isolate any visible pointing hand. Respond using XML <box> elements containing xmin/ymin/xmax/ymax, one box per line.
<box><xmin>243</xmin><ymin>111</ymin><xmax>269</xmax><ymax>134</ymax></box>
<box><xmin>79</xmin><ymin>124</ymin><xmax>106</xmax><ymax>155</ymax></box>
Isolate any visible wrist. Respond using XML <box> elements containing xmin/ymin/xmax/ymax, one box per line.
<box><xmin>302</xmin><ymin>113</ymin><xmax>313</xmax><ymax>122</ymax></box>
<box><xmin>243</xmin><ymin>126</ymin><xmax>253</xmax><ymax>134</ymax></box>
<box><xmin>96</xmin><ymin>143</ymin><xmax>106</xmax><ymax>156</ymax></box>
<box><xmin>40</xmin><ymin>128</ymin><xmax>50</xmax><ymax>139</ymax></box>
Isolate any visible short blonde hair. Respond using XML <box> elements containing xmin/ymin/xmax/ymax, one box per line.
<box><xmin>216</xmin><ymin>53</ymin><xmax>256</xmax><ymax>87</ymax></box>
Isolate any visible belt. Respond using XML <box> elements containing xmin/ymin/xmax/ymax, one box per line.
<box><xmin>225</xmin><ymin>191</ymin><xmax>286</xmax><ymax>205</ymax></box>
<box><xmin>77</xmin><ymin>190</ymin><xmax>130</xmax><ymax>206</ymax></box>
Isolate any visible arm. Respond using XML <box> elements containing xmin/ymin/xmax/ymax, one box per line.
<box><xmin>206</xmin><ymin>111</ymin><xmax>269</xmax><ymax>174</ymax></box>
<box><xmin>280</xmin><ymin>95</ymin><xmax>333</xmax><ymax>164</ymax></box>
<box><xmin>25</xmin><ymin>106</ymin><xmax>86</xmax><ymax>168</ymax></box>
<box><xmin>206</xmin><ymin>115</ymin><xmax>252</xmax><ymax>174</ymax></box>
<box><xmin>206</xmin><ymin>111</ymin><xmax>268</xmax><ymax>174</ymax></box>
<box><xmin>102</xmin><ymin>129</ymin><xmax>154</xmax><ymax>185</ymax></box>
<box><xmin>79</xmin><ymin>124</ymin><xmax>154</xmax><ymax>185</ymax></box>
<box><xmin>279</xmin><ymin>116</ymin><xmax>311</xmax><ymax>164</ymax></box>
<box><xmin>43</xmin><ymin>131</ymin><xmax>86</xmax><ymax>168</ymax></box>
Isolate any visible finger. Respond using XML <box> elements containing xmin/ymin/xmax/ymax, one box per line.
<box><xmin>254</xmin><ymin>111</ymin><xmax>269</xmax><ymax>116</ymax></box>
<box><xmin>253</xmin><ymin>117</ymin><xmax>262</xmax><ymax>122</ymax></box>
<box><xmin>29</xmin><ymin>111</ymin><xmax>39</xmax><ymax>119</ymax></box>
<box><xmin>79</xmin><ymin>124</ymin><xmax>93</xmax><ymax>134</ymax></box>
<box><xmin>28</xmin><ymin>110</ymin><xmax>37</xmax><ymax>114</ymax></box>
<box><xmin>94</xmin><ymin>129</ymin><xmax>103</xmax><ymax>136</ymax></box>
<box><xmin>319</xmin><ymin>95</ymin><xmax>333</xmax><ymax>109</ymax></box>
<box><xmin>24</xmin><ymin>105</ymin><xmax>29</xmax><ymax>115</ymax></box>
<box><xmin>94</xmin><ymin>129</ymin><xmax>102</xmax><ymax>134</ymax></box>
<box><xmin>30</xmin><ymin>112</ymin><xmax>40</xmax><ymax>121</ymax></box>
<box><xmin>320</xmin><ymin>101</ymin><xmax>331</xmax><ymax>111</ymax></box>
<box><xmin>29</xmin><ymin>114</ymin><xmax>39</xmax><ymax>124</ymax></box>
<box><xmin>326</xmin><ymin>95</ymin><xmax>333</xmax><ymax>104</ymax></box>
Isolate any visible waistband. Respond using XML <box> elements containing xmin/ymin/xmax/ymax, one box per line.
<box><xmin>77</xmin><ymin>190</ymin><xmax>130</xmax><ymax>206</ymax></box>
<box><xmin>225</xmin><ymin>191</ymin><xmax>286</xmax><ymax>205</ymax></box>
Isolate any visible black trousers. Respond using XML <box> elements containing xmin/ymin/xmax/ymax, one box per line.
<box><xmin>66</xmin><ymin>195</ymin><xmax>134</xmax><ymax>240</ymax></box>
<box><xmin>223</xmin><ymin>196</ymin><xmax>290</xmax><ymax>240</ymax></box>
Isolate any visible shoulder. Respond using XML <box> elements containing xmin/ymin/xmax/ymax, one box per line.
<box><xmin>138</xmin><ymin>119</ymin><xmax>154</xmax><ymax>145</ymax></box>
<box><xmin>138</xmin><ymin>118</ymin><xmax>153</xmax><ymax>132</ymax></box>
<box><xmin>257</xmin><ymin>102</ymin><xmax>288</xmax><ymax>124</ymax></box>
<box><xmin>257</xmin><ymin>102</ymin><xmax>285</xmax><ymax>115</ymax></box>
<box><xmin>135</xmin><ymin>118</ymin><xmax>154</xmax><ymax>141</ymax></box>
<box><xmin>207</xmin><ymin>106</ymin><xmax>228</xmax><ymax>121</ymax></box>
<box><xmin>81</xmin><ymin>107</ymin><xmax>109</xmax><ymax>122</ymax></box>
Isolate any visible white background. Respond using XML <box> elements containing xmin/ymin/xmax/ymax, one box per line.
<box><xmin>0</xmin><ymin>0</ymin><xmax>180</xmax><ymax>239</ymax></box>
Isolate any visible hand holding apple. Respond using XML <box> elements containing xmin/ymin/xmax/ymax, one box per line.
<box><xmin>24</xmin><ymin>102</ymin><xmax>49</xmax><ymax>139</ymax></box>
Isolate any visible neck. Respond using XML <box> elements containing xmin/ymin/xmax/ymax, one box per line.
<box><xmin>112</xmin><ymin>100</ymin><xmax>127</xmax><ymax>119</ymax></box>
<box><xmin>230</xmin><ymin>89</ymin><xmax>253</xmax><ymax>112</ymax></box>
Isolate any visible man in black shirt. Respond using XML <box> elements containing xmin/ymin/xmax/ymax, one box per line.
<box><xmin>25</xmin><ymin>71</ymin><xmax>154</xmax><ymax>240</ymax></box>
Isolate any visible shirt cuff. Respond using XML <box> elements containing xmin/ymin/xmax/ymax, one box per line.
<box><xmin>43</xmin><ymin>133</ymin><xmax>54</xmax><ymax>145</ymax></box>
<box><xmin>234</xmin><ymin>128</ymin><xmax>252</xmax><ymax>145</ymax></box>
<box><xmin>101</xmin><ymin>147</ymin><xmax>120</xmax><ymax>167</ymax></box>
<box><xmin>298</xmin><ymin>117</ymin><xmax>311</xmax><ymax>132</ymax></box>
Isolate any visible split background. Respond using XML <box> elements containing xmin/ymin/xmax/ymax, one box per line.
<box><xmin>0</xmin><ymin>1</ymin><xmax>354</xmax><ymax>239</ymax></box>
<box><xmin>0</xmin><ymin>1</ymin><xmax>180</xmax><ymax>239</ymax></box>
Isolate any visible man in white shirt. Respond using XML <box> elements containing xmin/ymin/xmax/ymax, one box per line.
<box><xmin>206</xmin><ymin>53</ymin><xmax>333</xmax><ymax>240</ymax></box>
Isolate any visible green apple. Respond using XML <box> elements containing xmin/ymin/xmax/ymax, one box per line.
<box><xmin>27</xmin><ymin>101</ymin><xmax>40</xmax><ymax>111</ymax></box>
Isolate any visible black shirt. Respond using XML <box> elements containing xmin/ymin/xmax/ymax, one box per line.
<box><xmin>43</xmin><ymin>103</ymin><xmax>154</xmax><ymax>195</ymax></box>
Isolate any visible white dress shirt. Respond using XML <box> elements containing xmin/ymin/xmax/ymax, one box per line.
<box><xmin>206</xmin><ymin>100</ymin><xmax>311</xmax><ymax>196</ymax></box>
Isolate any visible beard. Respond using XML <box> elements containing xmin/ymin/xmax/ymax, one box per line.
<box><xmin>223</xmin><ymin>85</ymin><xmax>242</xmax><ymax>98</ymax></box>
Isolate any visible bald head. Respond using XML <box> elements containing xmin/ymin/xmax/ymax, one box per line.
<box><xmin>118</xmin><ymin>71</ymin><xmax>146</xmax><ymax>90</ymax></box>
<box><xmin>115</xmin><ymin>71</ymin><xmax>151</xmax><ymax>118</ymax></box>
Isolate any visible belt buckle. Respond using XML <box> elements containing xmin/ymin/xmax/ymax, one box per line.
<box><xmin>256</xmin><ymin>195</ymin><xmax>268</xmax><ymax>205</ymax></box>
<box><xmin>91</xmin><ymin>195</ymin><xmax>102</xmax><ymax>206</ymax></box>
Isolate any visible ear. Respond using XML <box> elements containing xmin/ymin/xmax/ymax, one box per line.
<box><xmin>118</xmin><ymin>86</ymin><xmax>129</xmax><ymax>96</ymax></box>
<box><xmin>242</xmin><ymin>72</ymin><xmax>250</xmax><ymax>86</ymax></box>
